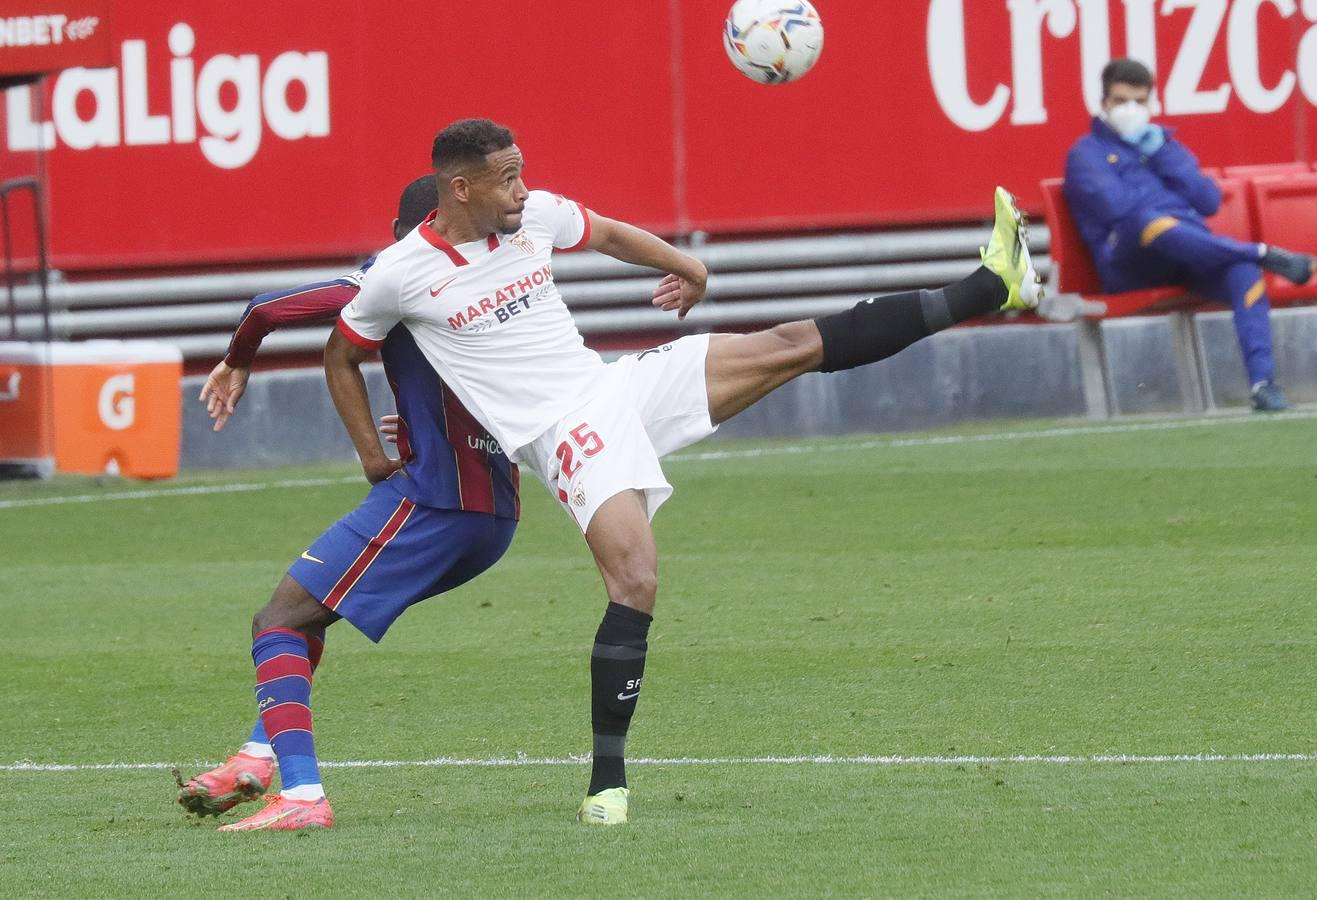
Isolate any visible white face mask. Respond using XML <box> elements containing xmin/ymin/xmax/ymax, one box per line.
<box><xmin>1105</xmin><ymin>100</ymin><xmax>1151</xmax><ymax>138</ymax></box>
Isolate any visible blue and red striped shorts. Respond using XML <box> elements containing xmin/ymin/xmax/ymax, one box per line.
<box><xmin>287</xmin><ymin>478</ymin><xmax>516</xmax><ymax>641</ymax></box>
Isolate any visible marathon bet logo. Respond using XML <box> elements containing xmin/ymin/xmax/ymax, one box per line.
<box><xmin>446</xmin><ymin>264</ymin><xmax>554</xmax><ymax>331</ymax></box>
<box><xmin>5</xmin><ymin>22</ymin><xmax>329</xmax><ymax>168</ymax></box>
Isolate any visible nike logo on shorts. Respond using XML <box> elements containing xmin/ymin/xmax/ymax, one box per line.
<box><xmin>616</xmin><ymin>690</ymin><xmax>640</xmax><ymax>701</ymax></box>
<box><xmin>301</xmin><ymin>551</ymin><xmax>324</xmax><ymax>564</ymax></box>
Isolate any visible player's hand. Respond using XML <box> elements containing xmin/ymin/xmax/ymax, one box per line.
<box><xmin>198</xmin><ymin>361</ymin><xmax>251</xmax><ymax>432</ymax></box>
<box><xmin>1127</xmin><ymin>123</ymin><xmax>1166</xmax><ymax>156</ymax></box>
<box><xmin>362</xmin><ymin>454</ymin><xmax>404</xmax><ymax>484</ymax></box>
<box><xmin>652</xmin><ymin>264</ymin><xmax>707</xmax><ymax>321</ymax></box>
<box><xmin>379</xmin><ymin>414</ymin><xmax>401</xmax><ymax>444</ymax></box>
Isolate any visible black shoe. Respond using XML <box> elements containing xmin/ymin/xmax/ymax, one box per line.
<box><xmin>1260</xmin><ymin>246</ymin><xmax>1315</xmax><ymax>285</ymax></box>
<box><xmin>1250</xmin><ymin>380</ymin><xmax>1291</xmax><ymax>412</ymax></box>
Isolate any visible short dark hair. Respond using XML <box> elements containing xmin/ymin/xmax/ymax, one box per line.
<box><xmin>396</xmin><ymin>175</ymin><xmax>438</xmax><ymax>234</ymax></box>
<box><xmin>1102</xmin><ymin>58</ymin><xmax>1153</xmax><ymax>98</ymax></box>
<box><xmin>431</xmin><ymin>118</ymin><xmax>515</xmax><ymax>176</ymax></box>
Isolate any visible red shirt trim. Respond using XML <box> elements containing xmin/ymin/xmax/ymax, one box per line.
<box><xmin>336</xmin><ymin>317</ymin><xmax>384</xmax><ymax>350</ymax></box>
<box><xmin>560</xmin><ymin>202</ymin><xmax>592</xmax><ymax>252</ymax></box>
<box><xmin>486</xmin><ymin>233</ymin><xmax>500</xmax><ymax>252</ymax></box>
<box><xmin>419</xmin><ymin>211</ymin><xmax>469</xmax><ymax>267</ymax></box>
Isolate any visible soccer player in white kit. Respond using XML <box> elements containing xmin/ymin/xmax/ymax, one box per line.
<box><xmin>329</xmin><ymin>119</ymin><xmax>1041</xmax><ymax>825</ymax></box>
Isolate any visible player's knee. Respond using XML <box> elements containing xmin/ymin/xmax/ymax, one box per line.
<box><xmin>251</xmin><ymin>597</ymin><xmax>299</xmax><ymax>637</ymax></box>
<box><xmin>251</xmin><ymin>575</ymin><xmax>331</xmax><ymax>638</ymax></box>
<box><xmin>250</xmin><ymin>604</ymin><xmax>282</xmax><ymax>637</ymax></box>
<box><xmin>766</xmin><ymin>322</ymin><xmax>823</xmax><ymax>372</ymax></box>
<box><xmin>609</xmin><ymin>564</ymin><xmax>658</xmax><ymax>612</ymax></box>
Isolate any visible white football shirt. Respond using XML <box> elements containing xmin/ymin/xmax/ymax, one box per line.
<box><xmin>338</xmin><ymin>190</ymin><xmax>606</xmax><ymax>454</ymax></box>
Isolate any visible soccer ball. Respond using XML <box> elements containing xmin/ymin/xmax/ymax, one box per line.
<box><xmin>722</xmin><ymin>0</ymin><xmax>825</xmax><ymax>84</ymax></box>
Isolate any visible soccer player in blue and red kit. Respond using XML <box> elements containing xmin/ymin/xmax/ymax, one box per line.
<box><xmin>175</xmin><ymin>176</ymin><xmax>520</xmax><ymax>831</ymax></box>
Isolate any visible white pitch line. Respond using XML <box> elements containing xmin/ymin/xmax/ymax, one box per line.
<box><xmin>3</xmin><ymin>752</ymin><xmax>1314</xmax><ymax>773</ymax></box>
<box><xmin>0</xmin><ymin>475</ymin><xmax>361</xmax><ymax>510</ymax></box>
<box><xmin>667</xmin><ymin>409</ymin><xmax>1317</xmax><ymax>463</ymax></box>
<box><xmin>3</xmin><ymin>410</ymin><xmax>1315</xmax><ymax>511</ymax></box>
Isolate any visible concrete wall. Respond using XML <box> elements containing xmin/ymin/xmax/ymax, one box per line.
<box><xmin>178</xmin><ymin>308</ymin><xmax>1317</xmax><ymax>470</ymax></box>
<box><xmin>1095</xmin><ymin>306</ymin><xmax>1317</xmax><ymax>416</ymax></box>
<box><xmin>1197</xmin><ymin>307</ymin><xmax>1317</xmax><ymax>408</ymax></box>
<box><xmin>182</xmin><ymin>366</ymin><xmax>398</xmax><ymax>469</ymax></box>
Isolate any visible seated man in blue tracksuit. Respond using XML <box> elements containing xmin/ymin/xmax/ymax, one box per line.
<box><xmin>1065</xmin><ymin>57</ymin><xmax>1314</xmax><ymax>411</ymax></box>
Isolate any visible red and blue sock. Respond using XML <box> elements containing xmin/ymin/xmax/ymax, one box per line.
<box><xmin>251</xmin><ymin>627</ymin><xmax>323</xmax><ymax>799</ymax></box>
<box><xmin>243</xmin><ymin>630</ymin><xmax>323</xmax><ymax>752</ymax></box>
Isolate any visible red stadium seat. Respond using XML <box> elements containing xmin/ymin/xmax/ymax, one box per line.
<box><xmin>1204</xmin><ymin>177</ymin><xmax>1252</xmax><ymax>243</ymax></box>
<box><xmin>1222</xmin><ymin>162</ymin><xmax>1309</xmax><ymax>180</ymax></box>
<box><xmin>1039</xmin><ymin>178</ymin><xmax>1182</xmax><ymax>313</ymax></box>
<box><xmin>1040</xmin><ymin>178</ymin><xmax>1100</xmax><ymax>294</ymax></box>
<box><xmin>1224</xmin><ymin>163</ymin><xmax>1310</xmax><ymax>236</ymax></box>
<box><xmin>1249</xmin><ymin>173</ymin><xmax>1317</xmax><ymax>303</ymax></box>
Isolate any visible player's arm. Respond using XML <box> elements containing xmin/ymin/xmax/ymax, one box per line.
<box><xmin>327</xmin><ymin>265</ymin><xmax>406</xmax><ymax>482</ymax></box>
<box><xmin>1148</xmin><ymin>138</ymin><xmax>1221</xmax><ymax>217</ymax></box>
<box><xmin>586</xmin><ymin>213</ymin><xmax>708</xmax><ymax>320</ymax></box>
<box><xmin>324</xmin><ymin>327</ymin><xmax>401</xmax><ymax>484</ymax></box>
<box><xmin>1063</xmin><ymin>142</ymin><xmax>1138</xmax><ymax>231</ymax></box>
<box><xmin>201</xmin><ymin>272</ymin><xmax>365</xmax><ymax>432</ymax></box>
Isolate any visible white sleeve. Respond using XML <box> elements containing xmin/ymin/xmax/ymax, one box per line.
<box><xmin>527</xmin><ymin>189</ymin><xmax>592</xmax><ymax>251</ymax></box>
<box><xmin>336</xmin><ymin>263</ymin><xmax>402</xmax><ymax>349</ymax></box>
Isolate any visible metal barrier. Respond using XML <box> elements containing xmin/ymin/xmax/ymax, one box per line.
<box><xmin>1</xmin><ymin>177</ymin><xmax>50</xmax><ymax>342</ymax></box>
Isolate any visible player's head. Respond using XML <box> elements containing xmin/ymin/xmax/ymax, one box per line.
<box><xmin>1100</xmin><ymin>57</ymin><xmax>1153</xmax><ymax>110</ymax></box>
<box><xmin>394</xmin><ymin>174</ymin><xmax>439</xmax><ymax>240</ymax></box>
<box><xmin>431</xmin><ymin>118</ymin><xmax>527</xmax><ymax>235</ymax></box>
<box><xmin>389</xmin><ymin>173</ymin><xmax>437</xmax><ymax>239</ymax></box>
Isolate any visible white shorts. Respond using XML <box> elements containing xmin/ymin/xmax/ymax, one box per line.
<box><xmin>514</xmin><ymin>334</ymin><xmax>717</xmax><ymax>532</ymax></box>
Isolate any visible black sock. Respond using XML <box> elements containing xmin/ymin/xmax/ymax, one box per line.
<box><xmin>588</xmin><ymin>602</ymin><xmax>651</xmax><ymax>794</ymax></box>
<box><xmin>814</xmin><ymin>266</ymin><xmax>1007</xmax><ymax>373</ymax></box>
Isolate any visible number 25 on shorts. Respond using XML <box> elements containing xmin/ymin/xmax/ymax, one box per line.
<box><xmin>555</xmin><ymin>422</ymin><xmax>605</xmax><ymax>502</ymax></box>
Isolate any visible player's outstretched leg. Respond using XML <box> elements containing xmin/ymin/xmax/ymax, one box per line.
<box><xmin>176</xmin><ymin>629</ymin><xmax>326</xmax><ymax>817</ymax></box>
<box><xmin>705</xmin><ymin>187</ymin><xmax>1041</xmax><ymax>423</ymax></box>
<box><xmin>218</xmin><ymin>578</ymin><xmax>336</xmax><ymax>832</ymax></box>
<box><xmin>813</xmin><ymin>185</ymin><xmax>1039</xmax><ymax>373</ymax></box>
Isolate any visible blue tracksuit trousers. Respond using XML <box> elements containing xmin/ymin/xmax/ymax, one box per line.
<box><xmin>1106</xmin><ymin>210</ymin><xmax>1273</xmax><ymax>385</ymax></box>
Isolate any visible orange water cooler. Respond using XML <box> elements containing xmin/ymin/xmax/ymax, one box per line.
<box><xmin>0</xmin><ymin>341</ymin><xmax>183</xmax><ymax>479</ymax></box>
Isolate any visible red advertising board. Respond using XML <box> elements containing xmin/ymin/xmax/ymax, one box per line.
<box><xmin>1</xmin><ymin>0</ymin><xmax>1315</xmax><ymax>271</ymax></box>
<box><xmin>0</xmin><ymin>0</ymin><xmax>113</xmax><ymax>77</ymax></box>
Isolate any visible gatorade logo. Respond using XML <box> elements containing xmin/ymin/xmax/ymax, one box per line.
<box><xmin>98</xmin><ymin>373</ymin><xmax>135</xmax><ymax>430</ymax></box>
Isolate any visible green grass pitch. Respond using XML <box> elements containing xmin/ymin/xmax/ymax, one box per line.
<box><xmin>2</xmin><ymin>415</ymin><xmax>1315</xmax><ymax>897</ymax></box>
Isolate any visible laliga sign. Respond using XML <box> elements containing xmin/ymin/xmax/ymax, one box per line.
<box><xmin>5</xmin><ymin>23</ymin><xmax>328</xmax><ymax>168</ymax></box>
<box><xmin>929</xmin><ymin>0</ymin><xmax>1317</xmax><ymax>131</ymax></box>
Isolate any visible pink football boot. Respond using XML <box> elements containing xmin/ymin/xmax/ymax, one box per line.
<box><xmin>175</xmin><ymin>753</ymin><xmax>275</xmax><ymax>817</ymax></box>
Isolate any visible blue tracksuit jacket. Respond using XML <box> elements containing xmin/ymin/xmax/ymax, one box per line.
<box><xmin>1064</xmin><ymin>116</ymin><xmax>1221</xmax><ymax>289</ymax></box>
